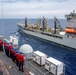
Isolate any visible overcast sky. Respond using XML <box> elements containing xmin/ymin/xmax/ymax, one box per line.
<box><xmin>0</xmin><ymin>0</ymin><xmax>76</xmax><ymax>19</ymax></box>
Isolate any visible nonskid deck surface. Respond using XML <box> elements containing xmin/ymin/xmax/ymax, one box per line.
<box><xmin>25</xmin><ymin>60</ymin><xmax>54</xmax><ymax>75</ymax></box>
<box><xmin>0</xmin><ymin>51</ymin><xmax>64</xmax><ymax>75</ymax></box>
<box><xmin>0</xmin><ymin>51</ymin><xmax>29</xmax><ymax>75</ymax></box>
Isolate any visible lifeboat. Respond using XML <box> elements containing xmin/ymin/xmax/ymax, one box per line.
<box><xmin>65</xmin><ymin>28</ymin><xmax>76</xmax><ymax>33</ymax></box>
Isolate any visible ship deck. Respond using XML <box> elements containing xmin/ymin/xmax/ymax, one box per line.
<box><xmin>0</xmin><ymin>51</ymin><xmax>30</xmax><ymax>75</ymax></box>
<box><xmin>0</xmin><ymin>51</ymin><xmax>54</xmax><ymax>75</ymax></box>
<box><xmin>25</xmin><ymin>60</ymin><xmax>54</xmax><ymax>75</ymax></box>
<box><xmin>19</xmin><ymin>27</ymin><xmax>76</xmax><ymax>50</ymax></box>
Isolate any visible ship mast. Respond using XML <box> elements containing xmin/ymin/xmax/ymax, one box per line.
<box><xmin>2</xmin><ymin>0</ymin><xmax>4</xmax><ymax>51</ymax></box>
<box><xmin>42</xmin><ymin>17</ymin><xmax>48</xmax><ymax>32</ymax></box>
<box><xmin>54</xmin><ymin>17</ymin><xmax>60</xmax><ymax>34</ymax></box>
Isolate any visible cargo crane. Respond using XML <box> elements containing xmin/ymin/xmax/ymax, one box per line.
<box><xmin>27</xmin><ymin>19</ymin><xmax>30</xmax><ymax>27</ymax></box>
<box><xmin>54</xmin><ymin>17</ymin><xmax>61</xmax><ymax>34</ymax></box>
<box><xmin>42</xmin><ymin>17</ymin><xmax>48</xmax><ymax>32</ymax></box>
<box><xmin>43</xmin><ymin>17</ymin><xmax>45</xmax><ymax>31</ymax></box>
<box><xmin>25</xmin><ymin>17</ymin><xmax>31</xmax><ymax>29</ymax></box>
<box><xmin>25</xmin><ymin>17</ymin><xmax>27</xmax><ymax>28</ymax></box>
<box><xmin>35</xmin><ymin>18</ymin><xmax>41</xmax><ymax>30</ymax></box>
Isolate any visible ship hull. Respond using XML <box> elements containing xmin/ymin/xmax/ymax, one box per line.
<box><xmin>18</xmin><ymin>25</ymin><xmax>76</xmax><ymax>50</ymax></box>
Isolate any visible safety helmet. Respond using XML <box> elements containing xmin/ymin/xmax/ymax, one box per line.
<box><xmin>19</xmin><ymin>52</ymin><xmax>23</xmax><ymax>54</ymax></box>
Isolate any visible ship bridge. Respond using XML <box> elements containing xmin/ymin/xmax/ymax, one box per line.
<box><xmin>65</xmin><ymin>10</ymin><xmax>76</xmax><ymax>19</ymax></box>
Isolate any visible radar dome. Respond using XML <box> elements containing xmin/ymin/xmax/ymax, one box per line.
<box><xmin>19</xmin><ymin>44</ymin><xmax>33</xmax><ymax>54</ymax></box>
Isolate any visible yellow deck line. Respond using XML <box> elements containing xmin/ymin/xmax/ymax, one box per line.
<box><xmin>0</xmin><ymin>60</ymin><xmax>10</xmax><ymax>75</ymax></box>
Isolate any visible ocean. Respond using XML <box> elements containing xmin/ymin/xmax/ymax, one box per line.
<box><xmin>0</xmin><ymin>19</ymin><xmax>76</xmax><ymax>75</ymax></box>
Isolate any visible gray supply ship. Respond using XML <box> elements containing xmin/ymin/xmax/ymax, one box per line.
<box><xmin>17</xmin><ymin>11</ymin><xmax>76</xmax><ymax>50</ymax></box>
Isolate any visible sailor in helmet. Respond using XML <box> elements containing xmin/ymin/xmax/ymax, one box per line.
<box><xmin>0</xmin><ymin>40</ymin><xmax>3</xmax><ymax>51</ymax></box>
<box><xmin>15</xmin><ymin>50</ymin><xmax>19</xmax><ymax>66</ymax></box>
<box><xmin>18</xmin><ymin>52</ymin><xmax>25</xmax><ymax>72</ymax></box>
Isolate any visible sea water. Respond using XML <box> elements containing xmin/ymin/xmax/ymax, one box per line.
<box><xmin>0</xmin><ymin>19</ymin><xmax>76</xmax><ymax>75</ymax></box>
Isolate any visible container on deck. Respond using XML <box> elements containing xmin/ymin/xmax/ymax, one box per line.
<box><xmin>12</xmin><ymin>37</ymin><xmax>18</xmax><ymax>46</ymax></box>
<box><xmin>9</xmin><ymin>36</ymin><xmax>18</xmax><ymax>46</ymax></box>
<box><xmin>9</xmin><ymin>36</ymin><xmax>13</xmax><ymax>43</ymax></box>
<box><xmin>32</xmin><ymin>51</ymin><xmax>47</xmax><ymax>66</ymax></box>
<box><xmin>45</xmin><ymin>57</ymin><xmax>64</xmax><ymax>75</ymax></box>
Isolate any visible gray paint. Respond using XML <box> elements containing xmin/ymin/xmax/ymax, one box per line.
<box><xmin>18</xmin><ymin>25</ymin><xmax>76</xmax><ymax>49</ymax></box>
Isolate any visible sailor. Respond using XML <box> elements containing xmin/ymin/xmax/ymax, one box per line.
<box><xmin>6</xmin><ymin>43</ymin><xmax>10</xmax><ymax>57</ymax></box>
<box><xmin>14</xmin><ymin>49</ymin><xmax>18</xmax><ymax>63</ymax></box>
<box><xmin>9</xmin><ymin>48</ymin><xmax>12</xmax><ymax>58</ymax></box>
<box><xmin>9</xmin><ymin>45</ymin><xmax>13</xmax><ymax>51</ymax></box>
<box><xmin>9</xmin><ymin>45</ymin><xmax>13</xmax><ymax>57</ymax></box>
<box><xmin>0</xmin><ymin>40</ymin><xmax>3</xmax><ymax>51</ymax></box>
<box><xmin>10</xmin><ymin>49</ymin><xmax>14</xmax><ymax>60</ymax></box>
<box><xmin>4</xmin><ymin>42</ymin><xmax>9</xmax><ymax>56</ymax></box>
<box><xmin>18</xmin><ymin>52</ymin><xmax>25</xmax><ymax>72</ymax></box>
<box><xmin>15</xmin><ymin>50</ymin><xmax>19</xmax><ymax>66</ymax></box>
<box><xmin>12</xmin><ymin>49</ymin><xmax>16</xmax><ymax>63</ymax></box>
<box><xmin>16</xmin><ymin>52</ymin><xmax>20</xmax><ymax>66</ymax></box>
<box><xmin>3</xmin><ymin>40</ymin><xmax>7</xmax><ymax>51</ymax></box>
<box><xmin>10</xmin><ymin>48</ymin><xmax>13</xmax><ymax>61</ymax></box>
<box><xmin>4</xmin><ymin>42</ymin><xmax>7</xmax><ymax>54</ymax></box>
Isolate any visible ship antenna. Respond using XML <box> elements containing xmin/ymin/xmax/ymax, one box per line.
<box><xmin>73</xmin><ymin>10</ymin><xmax>75</xmax><ymax>13</ymax></box>
<box><xmin>2</xmin><ymin>0</ymin><xmax>5</xmax><ymax>51</ymax></box>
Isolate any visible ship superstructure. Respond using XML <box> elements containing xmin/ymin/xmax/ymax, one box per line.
<box><xmin>65</xmin><ymin>10</ymin><xmax>76</xmax><ymax>37</ymax></box>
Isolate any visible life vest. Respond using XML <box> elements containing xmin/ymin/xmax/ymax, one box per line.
<box><xmin>0</xmin><ymin>41</ymin><xmax>3</xmax><ymax>46</ymax></box>
<box><xmin>12</xmin><ymin>50</ymin><xmax>16</xmax><ymax>54</ymax></box>
<box><xmin>9</xmin><ymin>45</ymin><xmax>13</xmax><ymax>50</ymax></box>
<box><xmin>18</xmin><ymin>54</ymin><xmax>24</xmax><ymax>62</ymax></box>
<box><xmin>17</xmin><ymin>53</ymin><xmax>20</xmax><ymax>61</ymax></box>
<box><xmin>4</xmin><ymin>44</ymin><xmax>9</xmax><ymax>50</ymax></box>
<box><xmin>4</xmin><ymin>42</ymin><xmax>6</xmax><ymax>46</ymax></box>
